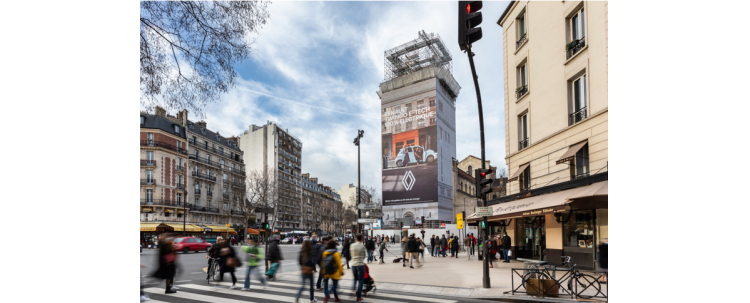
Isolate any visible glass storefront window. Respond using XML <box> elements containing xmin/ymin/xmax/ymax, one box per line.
<box><xmin>563</xmin><ymin>210</ymin><xmax>595</xmax><ymax>248</ymax></box>
<box><xmin>596</xmin><ymin>208</ymin><xmax>608</xmax><ymax>252</ymax></box>
<box><xmin>516</xmin><ymin>216</ymin><xmax>545</xmax><ymax>260</ymax></box>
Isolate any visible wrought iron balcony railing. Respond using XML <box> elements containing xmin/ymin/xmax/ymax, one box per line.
<box><xmin>206</xmin><ymin>191</ymin><xmax>213</xmax><ymax>197</ymax></box>
<box><xmin>140</xmin><ymin>140</ymin><xmax>187</xmax><ymax>154</ymax></box>
<box><xmin>140</xmin><ymin>199</ymin><xmax>182</xmax><ymax>206</ymax></box>
<box><xmin>175</xmin><ymin>165</ymin><xmax>184</xmax><ymax>172</ymax></box>
<box><xmin>194</xmin><ymin>189</ymin><xmax>201</xmax><ymax>195</ymax></box>
<box><xmin>141</xmin><ymin>179</ymin><xmax>157</xmax><ymax>185</ymax></box>
<box><xmin>516</xmin><ymin>85</ymin><xmax>528</xmax><ymax>99</ymax></box>
<box><xmin>566</xmin><ymin>36</ymin><xmax>586</xmax><ymax>60</ymax></box>
<box><xmin>140</xmin><ymin>159</ymin><xmax>156</xmax><ymax>167</ymax></box>
<box><xmin>518</xmin><ymin>138</ymin><xmax>529</xmax><ymax>150</ymax></box>
<box><xmin>176</xmin><ymin>183</ymin><xmax>186</xmax><ymax>190</ymax></box>
<box><xmin>191</xmin><ymin>171</ymin><xmax>216</xmax><ymax>182</ymax></box>
<box><xmin>569</xmin><ymin>107</ymin><xmax>588</xmax><ymax>125</ymax></box>
<box><xmin>188</xmin><ymin>205</ymin><xmax>220</xmax><ymax>213</ymax></box>
<box><xmin>516</xmin><ymin>33</ymin><xmax>527</xmax><ymax>49</ymax></box>
<box><xmin>191</xmin><ymin>156</ymin><xmax>222</xmax><ymax>168</ymax></box>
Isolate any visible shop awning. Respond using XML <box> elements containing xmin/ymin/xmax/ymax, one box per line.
<box><xmin>140</xmin><ymin>223</ymin><xmax>168</xmax><ymax>232</ymax></box>
<box><xmin>568</xmin><ymin>180</ymin><xmax>608</xmax><ymax>199</ymax></box>
<box><xmin>247</xmin><ymin>228</ymin><xmax>260</xmax><ymax>235</ymax></box>
<box><xmin>204</xmin><ymin>225</ymin><xmax>238</xmax><ymax>235</ymax></box>
<box><xmin>164</xmin><ymin>209</ymin><xmax>174</xmax><ymax>214</ymax></box>
<box><xmin>176</xmin><ymin>210</ymin><xmax>183</xmax><ymax>215</ymax></box>
<box><xmin>556</xmin><ymin>141</ymin><xmax>588</xmax><ymax>164</ymax></box>
<box><xmin>508</xmin><ymin>163</ymin><xmax>530</xmax><ymax>182</ymax></box>
<box><xmin>467</xmin><ymin>180</ymin><xmax>608</xmax><ymax>222</ymax></box>
<box><xmin>165</xmin><ymin>223</ymin><xmax>203</xmax><ymax>232</ymax></box>
<box><xmin>141</xmin><ymin>208</ymin><xmax>153</xmax><ymax>213</ymax></box>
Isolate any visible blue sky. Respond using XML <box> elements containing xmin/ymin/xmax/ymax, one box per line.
<box><xmin>198</xmin><ymin>1</ymin><xmax>510</xmax><ymax>195</ymax></box>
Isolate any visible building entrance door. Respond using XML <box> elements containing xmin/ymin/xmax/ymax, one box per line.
<box><xmin>515</xmin><ymin>216</ymin><xmax>546</xmax><ymax>261</ymax></box>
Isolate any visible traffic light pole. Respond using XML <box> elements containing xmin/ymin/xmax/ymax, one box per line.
<box><xmin>357</xmin><ymin>132</ymin><xmax>362</xmax><ymax>235</ymax></box>
<box><xmin>465</xmin><ymin>44</ymin><xmax>490</xmax><ymax>288</ymax></box>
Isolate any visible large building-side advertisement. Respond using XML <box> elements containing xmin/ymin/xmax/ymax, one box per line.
<box><xmin>382</xmin><ymin>96</ymin><xmax>439</xmax><ymax>206</ymax></box>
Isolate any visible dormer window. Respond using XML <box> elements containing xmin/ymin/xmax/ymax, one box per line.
<box><xmin>173</xmin><ymin>125</ymin><xmax>180</xmax><ymax>133</ymax></box>
<box><xmin>189</xmin><ymin>124</ymin><xmax>194</xmax><ymax>130</ymax></box>
<box><xmin>140</xmin><ymin>116</ymin><xmax>145</xmax><ymax>124</ymax></box>
<box><xmin>201</xmin><ymin>128</ymin><xmax>206</xmax><ymax>134</ymax></box>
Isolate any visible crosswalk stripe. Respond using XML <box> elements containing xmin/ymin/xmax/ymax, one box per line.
<box><xmin>262</xmin><ymin>280</ymin><xmax>459</xmax><ymax>303</ymax></box>
<box><xmin>143</xmin><ymin>287</ymin><xmax>251</xmax><ymax>303</ymax></box>
<box><xmin>179</xmin><ymin>284</ymin><xmax>400</xmax><ymax>303</ymax></box>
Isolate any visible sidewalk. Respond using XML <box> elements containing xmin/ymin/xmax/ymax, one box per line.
<box><xmin>275</xmin><ymin>250</ymin><xmax>607</xmax><ymax>302</ymax></box>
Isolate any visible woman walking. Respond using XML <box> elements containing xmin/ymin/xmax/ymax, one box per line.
<box><xmin>342</xmin><ymin>238</ymin><xmax>351</xmax><ymax>269</ymax></box>
<box><xmin>152</xmin><ymin>233</ymin><xmax>177</xmax><ymax>294</ymax></box>
<box><xmin>295</xmin><ymin>240</ymin><xmax>315</xmax><ymax>303</ymax></box>
<box><xmin>218</xmin><ymin>238</ymin><xmax>239</xmax><ymax>289</ymax></box>
<box><xmin>321</xmin><ymin>240</ymin><xmax>344</xmax><ymax>302</ymax></box>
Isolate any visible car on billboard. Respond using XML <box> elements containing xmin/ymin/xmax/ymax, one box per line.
<box><xmin>395</xmin><ymin>145</ymin><xmax>436</xmax><ymax>167</ymax></box>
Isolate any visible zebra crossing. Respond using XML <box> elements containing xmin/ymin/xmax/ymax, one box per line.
<box><xmin>142</xmin><ymin>279</ymin><xmax>470</xmax><ymax>303</ymax></box>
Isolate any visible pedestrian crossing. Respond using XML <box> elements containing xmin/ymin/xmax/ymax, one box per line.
<box><xmin>142</xmin><ymin>280</ymin><xmax>465</xmax><ymax>303</ymax></box>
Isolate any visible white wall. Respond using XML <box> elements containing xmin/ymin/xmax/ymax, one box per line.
<box><xmin>368</xmin><ymin>224</ymin><xmax>477</xmax><ymax>243</ymax></box>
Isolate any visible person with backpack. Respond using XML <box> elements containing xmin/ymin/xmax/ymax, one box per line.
<box><xmin>240</xmin><ymin>238</ymin><xmax>267</xmax><ymax>291</ymax></box>
<box><xmin>314</xmin><ymin>236</ymin><xmax>329</xmax><ymax>290</ymax></box>
<box><xmin>350</xmin><ymin>234</ymin><xmax>366</xmax><ymax>301</ymax></box>
<box><xmin>295</xmin><ymin>240</ymin><xmax>315</xmax><ymax>303</ymax></box>
<box><xmin>321</xmin><ymin>240</ymin><xmax>344</xmax><ymax>302</ymax></box>
<box><xmin>266</xmin><ymin>234</ymin><xmax>283</xmax><ymax>281</ymax></box>
<box><xmin>378</xmin><ymin>239</ymin><xmax>388</xmax><ymax>264</ymax></box>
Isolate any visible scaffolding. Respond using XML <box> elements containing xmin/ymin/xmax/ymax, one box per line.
<box><xmin>384</xmin><ymin>30</ymin><xmax>453</xmax><ymax>82</ymax></box>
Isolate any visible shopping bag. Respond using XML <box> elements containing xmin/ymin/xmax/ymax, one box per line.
<box><xmin>495</xmin><ymin>252</ymin><xmax>501</xmax><ymax>259</ymax></box>
<box><xmin>507</xmin><ymin>250</ymin><xmax>512</xmax><ymax>257</ymax></box>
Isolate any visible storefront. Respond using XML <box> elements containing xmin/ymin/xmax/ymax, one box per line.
<box><xmin>467</xmin><ymin>179</ymin><xmax>607</xmax><ymax>270</ymax></box>
<box><xmin>140</xmin><ymin>223</ymin><xmax>173</xmax><ymax>245</ymax></box>
<box><xmin>200</xmin><ymin>224</ymin><xmax>238</xmax><ymax>243</ymax></box>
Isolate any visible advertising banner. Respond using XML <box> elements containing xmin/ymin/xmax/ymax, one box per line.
<box><xmin>381</xmin><ymin>97</ymin><xmax>439</xmax><ymax>206</ymax></box>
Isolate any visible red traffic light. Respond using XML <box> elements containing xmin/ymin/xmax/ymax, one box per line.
<box><xmin>466</xmin><ymin>3</ymin><xmax>471</xmax><ymax>14</ymax></box>
<box><xmin>466</xmin><ymin>1</ymin><xmax>482</xmax><ymax>14</ymax></box>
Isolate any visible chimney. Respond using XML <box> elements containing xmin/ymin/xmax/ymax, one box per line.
<box><xmin>196</xmin><ymin>121</ymin><xmax>207</xmax><ymax>128</ymax></box>
<box><xmin>155</xmin><ymin>106</ymin><xmax>167</xmax><ymax>117</ymax></box>
<box><xmin>176</xmin><ymin>110</ymin><xmax>188</xmax><ymax>125</ymax></box>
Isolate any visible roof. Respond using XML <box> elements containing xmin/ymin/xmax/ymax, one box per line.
<box><xmin>186</xmin><ymin>120</ymin><xmax>242</xmax><ymax>152</ymax></box>
<box><xmin>140</xmin><ymin>114</ymin><xmax>186</xmax><ymax>138</ymax></box>
<box><xmin>496</xmin><ymin>1</ymin><xmax>516</xmax><ymax>27</ymax></box>
<box><xmin>458</xmin><ymin>169</ymin><xmax>475</xmax><ymax>182</ymax></box>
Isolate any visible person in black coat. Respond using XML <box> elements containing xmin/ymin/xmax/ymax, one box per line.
<box><xmin>439</xmin><ymin>235</ymin><xmax>448</xmax><ymax>257</ymax></box>
<box><xmin>206</xmin><ymin>236</ymin><xmax>223</xmax><ymax>282</ymax></box>
<box><xmin>152</xmin><ymin>234</ymin><xmax>177</xmax><ymax>294</ymax></box>
<box><xmin>501</xmin><ymin>232</ymin><xmax>512</xmax><ymax>263</ymax></box>
<box><xmin>407</xmin><ymin>234</ymin><xmax>421</xmax><ymax>268</ymax></box>
<box><xmin>430</xmin><ymin>235</ymin><xmax>436</xmax><ymax>257</ymax></box>
<box><xmin>365</xmin><ymin>237</ymin><xmax>375</xmax><ymax>263</ymax></box>
<box><xmin>218</xmin><ymin>238</ymin><xmax>239</xmax><ymax>288</ymax></box>
<box><xmin>599</xmin><ymin>238</ymin><xmax>608</xmax><ymax>282</ymax></box>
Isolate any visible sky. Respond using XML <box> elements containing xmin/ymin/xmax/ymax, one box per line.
<box><xmin>196</xmin><ymin>1</ymin><xmax>510</xmax><ymax>195</ymax></box>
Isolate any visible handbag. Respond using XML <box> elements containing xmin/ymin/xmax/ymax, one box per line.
<box><xmin>163</xmin><ymin>253</ymin><xmax>175</xmax><ymax>263</ymax></box>
<box><xmin>302</xmin><ymin>266</ymin><xmax>314</xmax><ymax>274</ymax></box>
<box><xmin>226</xmin><ymin>257</ymin><xmax>239</xmax><ymax>267</ymax></box>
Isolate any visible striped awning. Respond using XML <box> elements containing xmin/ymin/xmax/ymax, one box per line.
<box><xmin>165</xmin><ymin>223</ymin><xmax>203</xmax><ymax>232</ymax></box>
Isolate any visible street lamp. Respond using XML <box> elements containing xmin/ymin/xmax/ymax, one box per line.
<box><xmin>353</xmin><ymin>129</ymin><xmax>364</xmax><ymax>234</ymax></box>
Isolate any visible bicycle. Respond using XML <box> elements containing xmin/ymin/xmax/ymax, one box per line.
<box><xmin>557</xmin><ymin>256</ymin><xmax>603</xmax><ymax>299</ymax></box>
<box><xmin>207</xmin><ymin>257</ymin><xmax>221</xmax><ymax>282</ymax></box>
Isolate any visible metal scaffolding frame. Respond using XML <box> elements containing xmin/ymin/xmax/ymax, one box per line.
<box><xmin>384</xmin><ymin>30</ymin><xmax>453</xmax><ymax>81</ymax></box>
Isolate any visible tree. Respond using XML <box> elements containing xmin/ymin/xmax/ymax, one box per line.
<box><xmin>239</xmin><ymin>168</ymin><xmax>279</xmax><ymax>242</ymax></box>
<box><xmin>140</xmin><ymin>1</ymin><xmax>271</xmax><ymax>119</ymax></box>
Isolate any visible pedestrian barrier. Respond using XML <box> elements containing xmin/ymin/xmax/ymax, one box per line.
<box><xmin>505</xmin><ymin>267</ymin><xmax>607</xmax><ymax>301</ymax></box>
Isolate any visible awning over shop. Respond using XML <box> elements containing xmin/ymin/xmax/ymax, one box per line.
<box><xmin>165</xmin><ymin>223</ymin><xmax>203</xmax><ymax>232</ymax></box>
<box><xmin>204</xmin><ymin>225</ymin><xmax>238</xmax><ymax>235</ymax></box>
<box><xmin>247</xmin><ymin>228</ymin><xmax>260</xmax><ymax>235</ymax></box>
<box><xmin>176</xmin><ymin>210</ymin><xmax>183</xmax><ymax>215</ymax></box>
<box><xmin>556</xmin><ymin>141</ymin><xmax>588</xmax><ymax>165</ymax></box>
<box><xmin>467</xmin><ymin>180</ymin><xmax>608</xmax><ymax>222</ymax></box>
<box><xmin>140</xmin><ymin>223</ymin><xmax>170</xmax><ymax>232</ymax></box>
<box><xmin>164</xmin><ymin>209</ymin><xmax>174</xmax><ymax>214</ymax></box>
<box><xmin>508</xmin><ymin>163</ymin><xmax>530</xmax><ymax>182</ymax></box>
<box><xmin>141</xmin><ymin>208</ymin><xmax>153</xmax><ymax>213</ymax></box>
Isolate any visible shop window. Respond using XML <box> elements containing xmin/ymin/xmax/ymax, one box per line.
<box><xmin>563</xmin><ymin>210</ymin><xmax>595</xmax><ymax>248</ymax></box>
<box><xmin>516</xmin><ymin>216</ymin><xmax>546</xmax><ymax>260</ymax></box>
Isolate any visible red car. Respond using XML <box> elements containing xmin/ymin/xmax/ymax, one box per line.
<box><xmin>172</xmin><ymin>237</ymin><xmax>212</xmax><ymax>253</ymax></box>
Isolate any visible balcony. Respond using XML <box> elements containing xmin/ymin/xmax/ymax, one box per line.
<box><xmin>206</xmin><ymin>191</ymin><xmax>213</xmax><ymax>198</ymax></box>
<box><xmin>141</xmin><ymin>179</ymin><xmax>157</xmax><ymax>186</ymax></box>
<box><xmin>223</xmin><ymin>194</ymin><xmax>230</xmax><ymax>200</ymax></box>
<box><xmin>516</xmin><ymin>33</ymin><xmax>527</xmax><ymax>50</ymax></box>
<box><xmin>191</xmin><ymin>156</ymin><xmax>222</xmax><ymax>168</ymax></box>
<box><xmin>141</xmin><ymin>140</ymin><xmax>187</xmax><ymax>155</ymax></box>
<box><xmin>232</xmin><ymin>181</ymin><xmax>244</xmax><ymax>189</ymax></box>
<box><xmin>140</xmin><ymin>159</ymin><xmax>156</xmax><ymax>167</ymax></box>
<box><xmin>515</xmin><ymin>85</ymin><xmax>528</xmax><ymax>100</ymax></box>
<box><xmin>231</xmin><ymin>210</ymin><xmax>245</xmax><ymax>216</ymax></box>
<box><xmin>192</xmin><ymin>171</ymin><xmax>216</xmax><ymax>182</ymax></box>
<box><xmin>230</xmin><ymin>167</ymin><xmax>246</xmax><ymax>176</ymax></box>
<box><xmin>518</xmin><ymin>138</ymin><xmax>529</xmax><ymax>150</ymax></box>
<box><xmin>566</xmin><ymin>37</ymin><xmax>586</xmax><ymax>60</ymax></box>
<box><xmin>140</xmin><ymin>199</ymin><xmax>183</xmax><ymax>207</ymax></box>
<box><xmin>569</xmin><ymin>106</ymin><xmax>588</xmax><ymax>125</ymax></box>
<box><xmin>189</xmin><ymin>205</ymin><xmax>220</xmax><ymax>213</ymax></box>
<box><xmin>176</xmin><ymin>183</ymin><xmax>186</xmax><ymax>190</ymax></box>
<box><xmin>175</xmin><ymin>165</ymin><xmax>184</xmax><ymax>172</ymax></box>
<box><xmin>193</xmin><ymin>189</ymin><xmax>201</xmax><ymax>195</ymax></box>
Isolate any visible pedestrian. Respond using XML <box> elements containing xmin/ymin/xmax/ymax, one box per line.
<box><xmin>440</xmin><ymin>235</ymin><xmax>448</xmax><ymax>257</ymax></box>
<box><xmin>417</xmin><ymin>237</ymin><xmax>425</xmax><ymax>261</ymax></box>
<box><xmin>206</xmin><ymin>236</ymin><xmax>223</xmax><ymax>283</ymax></box>
<box><xmin>470</xmin><ymin>233</ymin><xmax>476</xmax><ymax>256</ymax></box>
<box><xmin>447</xmin><ymin>236</ymin><xmax>454</xmax><ymax>257</ymax></box>
<box><xmin>385</xmin><ymin>235</ymin><xmax>389</xmax><ymax>244</ymax></box>
<box><xmin>502</xmin><ymin>232</ymin><xmax>512</xmax><ymax>263</ymax></box>
<box><xmin>266</xmin><ymin>234</ymin><xmax>283</xmax><ymax>281</ymax></box>
<box><xmin>487</xmin><ymin>238</ymin><xmax>495</xmax><ymax>268</ymax></box>
<box><xmin>598</xmin><ymin>238</ymin><xmax>608</xmax><ymax>283</ymax></box>
<box><xmin>321</xmin><ymin>240</ymin><xmax>344</xmax><ymax>302</ymax></box>
<box><xmin>151</xmin><ymin>233</ymin><xmax>177</xmax><ymax>294</ymax></box>
<box><xmin>294</xmin><ymin>240</ymin><xmax>315</xmax><ymax>303</ymax></box>
<box><xmin>217</xmin><ymin>238</ymin><xmax>239</xmax><ymax>289</ymax></box>
<box><xmin>365</xmin><ymin>237</ymin><xmax>375</xmax><ymax>263</ymax></box>
<box><xmin>407</xmin><ymin>234</ymin><xmax>422</xmax><ymax>268</ymax></box>
<box><xmin>429</xmin><ymin>235</ymin><xmax>436</xmax><ymax>257</ymax></box>
<box><xmin>342</xmin><ymin>238</ymin><xmax>351</xmax><ymax>269</ymax></box>
<box><xmin>453</xmin><ymin>236</ymin><xmax>460</xmax><ymax>258</ymax></box>
<box><xmin>464</xmin><ymin>236</ymin><xmax>471</xmax><ymax>260</ymax></box>
<box><xmin>315</xmin><ymin>236</ymin><xmax>329</xmax><ymax>290</ymax></box>
<box><xmin>240</xmin><ymin>238</ymin><xmax>268</xmax><ymax>291</ymax></box>
<box><xmin>350</xmin><ymin>234</ymin><xmax>367</xmax><ymax>301</ymax></box>
<box><xmin>400</xmin><ymin>236</ymin><xmax>409</xmax><ymax>267</ymax></box>
<box><xmin>378</xmin><ymin>239</ymin><xmax>388</xmax><ymax>264</ymax></box>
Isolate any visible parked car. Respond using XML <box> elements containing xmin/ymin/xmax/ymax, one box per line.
<box><xmin>395</xmin><ymin>145</ymin><xmax>436</xmax><ymax>167</ymax></box>
<box><xmin>281</xmin><ymin>237</ymin><xmax>293</xmax><ymax>244</ymax></box>
<box><xmin>172</xmin><ymin>237</ymin><xmax>212</xmax><ymax>253</ymax></box>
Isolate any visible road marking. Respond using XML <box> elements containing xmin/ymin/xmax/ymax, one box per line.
<box><xmin>144</xmin><ymin>287</ymin><xmax>252</xmax><ymax>303</ymax></box>
<box><xmin>190</xmin><ymin>272</ymin><xmax>204</xmax><ymax>274</ymax></box>
<box><xmin>175</xmin><ymin>280</ymin><xmax>191</xmax><ymax>282</ymax></box>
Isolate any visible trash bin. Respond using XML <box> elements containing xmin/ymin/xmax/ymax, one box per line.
<box><xmin>524</xmin><ymin>278</ymin><xmax>559</xmax><ymax>297</ymax></box>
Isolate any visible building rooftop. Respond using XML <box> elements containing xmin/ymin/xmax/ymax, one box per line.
<box><xmin>186</xmin><ymin>120</ymin><xmax>242</xmax><ymax>152</ymax></box>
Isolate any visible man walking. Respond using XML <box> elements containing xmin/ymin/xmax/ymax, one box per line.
<box><xmin>350</xmin><ymin>234</ymin><xmax>367</xmax><ymax>301</ymax></box>
<box><xmin>429</xmin><ymin>235</ymin><xmax>436</xmax><ymax>257</ymax></box>
<box><xmin>407</xmin><ymin>234</ymin><xmax>422</xmax><ymax>268</ymax></box>
<box><xmin>266</xmin><ymin>234</ymin><xmax>283</xmax><ymax>281</ymax></box>
<box><xmin>440</xmin><ymin>235</ymin><xmax>448</xmax><ymax>257</ymax></box>
<box><xmin>502</xmin><ymin>232</ymin><xmax>512</xmax><ymax>263</ymax></box>
<box><xmin>378</xmin><ymin>239</ymin><xmax>388</xmax><ymax>264</ymax></box>
<box><xmin>365</xmin><ymin>236</ymin><xmax>375</xmax><ymax>264</ymax></box>
<box><xmin>314</xmin><ymin>236</ymin><xmax>327</xmax><ymax>290</ymax></box>
<box><xmin>400</xmin><ymin>236</ymin><xmax>409</xmax><ymax>267</ymax></box>
<box><xmin>240</xmin><ymin>238</ymin><xmax>268</xmax><ymax>291</ymax></box>
<box><xmin>206</xmin><ymin>236</ymin><xmax>223</xmax><ymax>283</ymax></box>
<box><xmin>464</xmin><ymin>235</ymin><xmax>472</xmax><ymax>260</ymax></box>
<box><xmin>469</xmin><ymin>233</ymin><xmax>476</xmax><ymax>256</ymax></box>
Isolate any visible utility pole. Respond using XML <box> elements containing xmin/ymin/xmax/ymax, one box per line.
<box><xmin>354</xmin><ymin>129</ymin><xmax>364</xmax><ymax>234</ymax></box>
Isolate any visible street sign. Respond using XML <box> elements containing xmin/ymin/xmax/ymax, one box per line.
<box><xmin>403</xmin><ymin>226</ymin><xmax>411</xmax><ymax>229</ymax></box>
<box><xmin>225</xmin><ymin>223</ymin><xmax>230</xmax><ymax>227</ymax></box>
<box><xmin>476</xmin><ymin>206</ymin><xmax>493</xmax><ymax>217</ymax></box>
<box><xmin>357</xmin><ymin>203</ymin><xmax>378</xmax><ymax>210</ymax></box>
<box><xmin>357</xmin><ymin>218</ymin><xmax>379</xmax><ymax>223</ymax></box>
<box><xmin>457</xmin><ymin>213</ymin><xmax>464</xmax><ymax>229</ymax></box>
<box><xmin>365</xmin><ymin>211</ymin><xmax>384</xmax><ymax>217</ymax></box>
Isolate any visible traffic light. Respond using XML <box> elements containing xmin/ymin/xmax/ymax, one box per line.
<box><xmin>262</xmin><ymin>221</ymin><xmax>269</xmax><ymax>230</ymax></box>
<box><xmin>458</xmin><ymin>1</ymin><xmax>483</xmax><ymax>51</ymax></box>
<box><xmin>477</xmin><ymin>167</ymin><xmax>494</xmax><ymax>198</ymax></box>
<box><xmin>481</xmin><ymin>220</ymin><xmax>486</xmax><ymax>229</ymax></box>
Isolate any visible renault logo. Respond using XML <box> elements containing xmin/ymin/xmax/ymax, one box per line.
<box><xmin>402</xmin><ymin>170</ymin><xmax>415</xmax><ymax>191</ymax></box>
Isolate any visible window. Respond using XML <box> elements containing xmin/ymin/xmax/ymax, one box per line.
<box><xmin>140</xmin><ymin>116</ymin><xmax>145</xmax><ymax>124</ymax></box>
<box><xmin>519</xmin><ymin>63</ymin><xmax>527</xmax><ymax>87</ymax></box>
<box><xmin>417</xmin><ymin>118</ymin><xmax>425</xmax><ymax>128</ymax></box>
<box><xmin>223</xmin><ymin>204</ymin><xmax>228</xmax><ymax>210</ymax></box>
<box><xmin>146</xmin><ymin>170</ymin><xmax>154</xmax><ymax>181</ymax></box>
<box><xmin>177</xmin><ymin>175</ymin><xmax>183</xmax><ymax>186</ymax></box>
<box><xmin>563</xmin><ymin>210</ymin><xmax>594</xmax><ymax>247</ymax></box>
<box><xmin>570</xmin><ymin>8</ymin><xmax>585</xmax><ymax>41</ymax></box>
<box><xmin>205</xmin><ymin>141</ymin><xmax>208</xmax><ymax>149</ymax></box>
<box><xmin>207</xmin><ymin>169</ymin><xmax>211</xmax><ymax>177</ymax></box>
<box><xmin>468</xmin><ymin>166</ymin><xmax>473</xmax><ymax>176</ymax></box>
<box><xmin>177</xmin><ymin>158</ymin><xmax>182</xmax><ymax>168</ymax></box>
<box><xmin>192</xmin><ymin>136</ymin><xmax>196</xmax><ymax>144</ymax></box>
<box><xmin>516</xmin><ymin>9</ymin><xmax>527</xmax><ymax>44</ymax></box>
<box><xmin>519</xmin><ymin>164</ymin><xmax>531</xmax><ymax>192</ymax></box>
<box><xmin>220</xmin><ymin>159</ymin><xmax>225</xmax><ymax>167</ymax></box>
<box><xmin>177</xmin><ymin>193</ymin><xmax>182</xmax><ymax>205</ymax></box>
<box><xmin>146</xmin><ymin>189</ymin><xmax>153</xmax><ymax>202</ymax></box>
<box><xmin>206</xmin><ymin>154</ymin><xmax>211</xmax><ymax>163</ymax></box>
<box><xmin>176</xmin><ymin>141</ymin><xmax>182</xmax><ymax>150</ymax></box>
<box><xmin>195</xmin><ymin>183</ymin><xmax>200</xmax><ymax>193</ymax></box>
<box><xmin>218</xmin><ymin>147</ymin><xmax>224</xmax><ymax>155</ymax></box>
<box><xmin>430</xmin><ymin>117</ymin><xmax>436</xmax><ymax>125</ymax></box>
<box><xmin>519</xmin><ymin>113</ymin><xmax>529</xmax><ymax>149</ymax></box>
<box><xmin>194</xmin><ymin>166</ymin><xmax>199</xmax><ymax>174</ymax></box>
<box><xmin>570</xmin><ymin>74</ymin><xmax>588</xmax><ymax>124</ymax></box>
<box><xmin>173</xmin><ymin>125</ymin><xmax>180</xmax><ymax>133</ymax></box>
<box><xmin>406</xmin><ymin>121</ymin><xmax>412</xmax><ymax>130</ymax></box>
<box><xmin>147</xmin><ymin>133</ymin><xmax>154</xmax><ymax>143</ymax></box>
<box><xmin>438</xmin><ymin>101</ymin><xmax>443</xmax><ymax>113</ymax></box>
<box><xmin>572</xmin><ymin>143</ymin><xmax>590</xmax><ymax>179</ymax></box>
<box><xmin>417</xmin><ymin>100</ymin><xmax>425</xmax><ymax>110</ymax></box>
<box><xmin>223</xmin><ymin>173</ymin><xmax>228</xmax><ymax>182</ymax></box>
<box><xmin>146</xmin><ymin>151</ymin><xmax>153</xmax><ymax>161</ymax></box>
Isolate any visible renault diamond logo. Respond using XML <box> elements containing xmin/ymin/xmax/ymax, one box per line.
<box><xmin>402</xmin><ymin>170</ymin><xmax>415</xmax><ymax>191</ymax></box>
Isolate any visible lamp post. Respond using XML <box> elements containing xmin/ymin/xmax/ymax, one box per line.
<box><xmin>353</xmin><ymin>129</ymin><xmax>364</xmax><ymax>234</ymax></box>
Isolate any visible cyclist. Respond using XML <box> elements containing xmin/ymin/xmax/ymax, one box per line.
<box><xmin>206</xmin><ymin>236</ymin><xmax>223</xmax><ymax>283</ymax></box>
